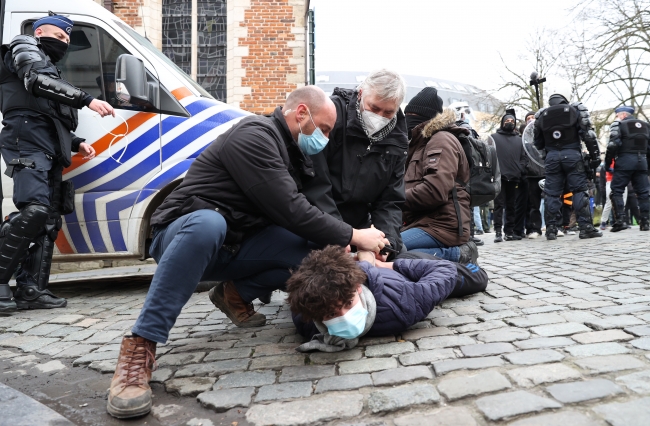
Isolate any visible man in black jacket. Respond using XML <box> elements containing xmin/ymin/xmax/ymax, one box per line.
<box><xmin>302</xmin><ymin>69</ymin><xmax>408</xmax><ymax>258</ymax></box>
<box><xmin>491</xmin><ymin>110</ymin><xmax>527</xmax><ymax>242</ymax></box>
<box><xmin>107</xmin><ymin>86</ymin><xmax>390</xmax><ymax>419</ymax></box>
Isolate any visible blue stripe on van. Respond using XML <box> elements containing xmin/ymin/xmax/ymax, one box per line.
<box><xmin>105</xmin><ymin>192</ymin><xmax>139</xmax><ymax>251</ymax></box>
<box><xmin>62</xmin><ymin>208</ymin><xmax>90</xmax><ymax>253</ymax></box>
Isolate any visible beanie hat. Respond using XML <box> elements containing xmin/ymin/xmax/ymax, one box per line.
<box><xmin>525</xmin><ymin>111</ymin><xmax>535</xmax><ymax>121</ymax></box>
<box><xmin>405</xmin><ymin>87</ymin><xmax>444</xmax><ymax>119</ymax></box>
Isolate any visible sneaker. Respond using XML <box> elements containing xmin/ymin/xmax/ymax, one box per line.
<box><xmin>475</xmin><ymin>230</ymin><xmax>484</xmax><ymax>235</ymax></box>
<box><xmin>458</xmin><ymin>240</ymin><xmax>479</xmax><ymax>264</ymax></box>
<box><xmin>556</xmin><ymin>228</ymin><xmax>565</xmax><ymax>237</ymax></box>
<box><xmin>209</xmin><ymin>282</ymin><xmax>267</xmax><ymax>327</ymax></box>
<box><xmin>494</xmin><ymin>232</ymin><xmax>503</xmax><ymax>243</ymax></box>
<box><xmin>527</xmin><ymin>232</ymin><xmax>540</xmax><ymax>239</ymax></box>
<box><xmin>564</xmin><ymin>226</ymin><xmax>576</xmax><ymax>236</ymax></box>
<box><xmin>504</xmin><ymin>234</ymin><xmax>522</xmax><ymax>241</ymax></box>
<box><xmin>641</xmin><ymin>220</ymin><xmax>650</xmax><ymax>231</ymax></box>
<box><xmin>600</xmin><ymin>222</ymin><xmax>607</xmax><ymax>230</ymax></box>
<box><xmin>107</xmin><ymin>336</ymin><xmax>156</xmax><ymax>419</ymax></box>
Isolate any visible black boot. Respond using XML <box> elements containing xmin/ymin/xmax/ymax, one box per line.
<box><xmin>638</xmin><ymin>199</ymin><xmax>649</xmax><ymax>231</ymax></box>
<box><xmin>546</xmin><ymin>225</ymin><xmax>558</xmax><ymax>240</ymax></box>
<box><xmin>494</xmin><ymin>231</ymin><xmax>503</xmax><ymax>243</ymax></box>
<box><xmin>458</xmin><ymin>240</ymin><xmax>479</xmax><ymax>264</ymax></box>
<box><xmin>0</xmin><ymin>283</ymin><xmax>16</xmax><ymax>312</ymax></box>
<box><xmin>610</xmin><ymin>194</ymin><xmax>628</xmax><ymax>232</ymax></box>
<box><xmin>579</xmin><ymin>223</ymin><xmax>603</xmax><ymax>239</ymax></box>
<box><xmin>13</xmin><ymin>226</ymin><xmax>67</xmax><ymax>310</ymax></box>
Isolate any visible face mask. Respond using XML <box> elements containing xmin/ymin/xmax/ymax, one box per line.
<box><xmin>38</xmin><ymin>37</ymin><xmax>69</xmax><ymax>63</ymax></box>
<box><xmin>362</xmin><ymin>109</ymin><xmax>391</xmax><ymax>136</ymax></box>
<box><xmin>322</xmin><ymin>299</ymin><xmax>368</xmax><ymax>339</ymax></box>
<box><xmin>296</xmin><ymin>108</ymin><xmax>328</xmax><ymax>156</ymax></box>
<box><xmin>503</xmin><ymin>122</ymin><xmax>515</xmax><ymax>131</ymax></box>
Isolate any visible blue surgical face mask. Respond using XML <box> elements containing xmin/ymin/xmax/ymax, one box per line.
<box><xmin>322</xmin><ymin>298</ymin><xmax>368</xmax><ymax>339</ymax></box>
<box><xmin>297</xmin><ymin>109</ymin><xmax>329</xmax><ymax>156</ymax></box>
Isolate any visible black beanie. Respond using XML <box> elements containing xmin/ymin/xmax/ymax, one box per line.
<box><xmin>405</xmin><ymin>87</ymin><xmax>444</xmax><ymax>119</ymax></box>
<box><xmin>525</xmin><ymin>111</ymin><xmax>535</xmax><ymax>121</ymax></box>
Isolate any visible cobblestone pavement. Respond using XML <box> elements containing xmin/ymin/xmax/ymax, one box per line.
<box><xmin>2</xmin><ymin>229</ymin><xmax>650</xmax><ymax>425</ymax></box>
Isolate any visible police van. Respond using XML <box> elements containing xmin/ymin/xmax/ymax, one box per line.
<box><xmin>0</xmin><ymin>0</ymin><xmax>249</xmax><ymax>261</ymax></box>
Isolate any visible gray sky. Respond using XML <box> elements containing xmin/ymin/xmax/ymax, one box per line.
<box><xmin>311</xmin><ymin>0</ymin><xmax>582</xmax><ymax>98</ymax></box>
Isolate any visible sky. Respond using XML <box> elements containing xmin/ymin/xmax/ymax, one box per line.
<box><xmin>310</xmin><ymin>0</ymin><xmax>584</xmax><ymax>100</ymax></box>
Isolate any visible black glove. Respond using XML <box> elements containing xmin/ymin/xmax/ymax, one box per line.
<box><xmin>590</xmin><ymin>159</ymin><xmax>601</xmax><ymax>169</ymax></box>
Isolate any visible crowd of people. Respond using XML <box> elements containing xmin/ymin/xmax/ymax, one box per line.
<box><xmin>469</xmin><ymin>101</ymin><xmax>650</xmax><ymax>244</ymax></box>
<box><xmin>0</xmin><ymin>13</ymin><xmax>648</xmax><ymax>421</ymax></box>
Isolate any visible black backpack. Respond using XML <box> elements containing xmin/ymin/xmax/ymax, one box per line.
<box><xmin>455</xmin><ymin>133</ymin><xmax>501</xmax><ymax>208</ymax></box>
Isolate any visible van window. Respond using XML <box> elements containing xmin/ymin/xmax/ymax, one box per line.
<box><xmin>96</xmin><ymin>27</ymin><xmax>130</xmax><ymax>107</ymax></box>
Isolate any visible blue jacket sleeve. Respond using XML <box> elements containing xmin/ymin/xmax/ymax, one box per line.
<box><xmin>391</xmin><ymin>258</ymin><xmax>457</xmax><ymax>317</ymax></box>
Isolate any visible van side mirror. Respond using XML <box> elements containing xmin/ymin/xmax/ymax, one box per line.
<box><xmin>115</xmin><ymin>54</ymin><xmax>149</xmax><ymax>106</ymax></box>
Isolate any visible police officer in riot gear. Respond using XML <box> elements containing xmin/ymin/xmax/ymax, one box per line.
<box><xmin>604</xmin><ymin>106</ymin><xmax>650</xmax><ymax>232</ymax></box>
<box><xmin>534</xmin><ymin>90</ymin><xmax>603</xmax><ymax>240</ymax></box>
<box><xmin>0</xmin><ymin>13</ymin><xmax>114</xmax><ymax>312</ymax></box>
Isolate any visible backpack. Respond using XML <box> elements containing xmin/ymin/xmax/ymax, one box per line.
<box><xmin>455</xmin><ymin>133</ymin><xmax>501</xmax><ymax>208</ymax></box>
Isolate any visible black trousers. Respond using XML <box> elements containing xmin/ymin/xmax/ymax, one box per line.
<box><xmin>514</xmin><ymin>177</ymin><xmax>529</xmax><ymax>236</ymax></box>
<box><xmin>494</xmin><ymin>179</ymin><xmax>518</xmax><ymax>234</ymax></box>
<box><xmin>527</xmin><ymin>177</ymin><xmax>543</xmax><ymax>234</ymax></box>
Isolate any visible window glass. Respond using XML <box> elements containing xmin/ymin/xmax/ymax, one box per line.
<box><xmin>97</xmin><ymin>27</ymin><xmax>130</xmax><ymax>107</ymax></box>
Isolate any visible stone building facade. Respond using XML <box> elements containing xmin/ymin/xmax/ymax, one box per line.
<box><xmin>95</xmin><ymin>0</ymin><xmax>310</xmax><ymax>113</ymax></box>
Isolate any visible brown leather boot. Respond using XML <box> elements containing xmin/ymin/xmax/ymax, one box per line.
<box><xmin>209</xmin><ymin>281</ymin><xmax>266</xmax><ymax>327</ymax></box>
<box><xmin>107</xmin><ymin>336</ymin><xmax>156</xmax><ymax>419</ymax></box>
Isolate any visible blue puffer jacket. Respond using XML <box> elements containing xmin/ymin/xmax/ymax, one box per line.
<box><xmin>293</xmin><ymin>258</ymin><xmax>458</xmax><ymax>338</ymax></box>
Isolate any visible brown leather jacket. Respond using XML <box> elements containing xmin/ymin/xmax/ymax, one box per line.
<box><xmin>401</xmin><ymin>108</ymin><xmax>471</xmax><ymax>247</ymax></box>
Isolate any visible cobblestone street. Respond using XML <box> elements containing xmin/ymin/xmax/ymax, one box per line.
<box><xmin>2</xmin><ymin>229</ymin><xmax>650</xmax><ymax>425</ymax></box>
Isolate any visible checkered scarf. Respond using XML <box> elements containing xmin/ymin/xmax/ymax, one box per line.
<box><xmin>356</xmin><ymin>96</ymin><xmax>397</xmax><ymax>143</ymax></box>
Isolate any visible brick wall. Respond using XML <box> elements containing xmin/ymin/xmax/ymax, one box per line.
<box><xmin>103</xmin><ymin>0</ymin><xmax>162</xmax><ymax>50</ymax></box>
<box><xmin>228</xmin><ymin>0</ymin><xmax>308</xmax><ymax>114</ymax></box>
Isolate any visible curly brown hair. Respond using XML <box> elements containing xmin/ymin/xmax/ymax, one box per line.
<box><xmin>286</xmin><ymin>245</ymin><xmax>367</xmax><ymax>322</ymax></box>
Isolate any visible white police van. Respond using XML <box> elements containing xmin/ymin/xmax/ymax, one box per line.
<box><xmin>0</xmin><ymin>0</ymin><xmax>249</xmax><ymax>261</ymax></box>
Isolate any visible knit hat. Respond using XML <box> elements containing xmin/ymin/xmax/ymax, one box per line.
<box><xmin>33</xmin><ymin>12</ymin><xmax>74</xmax><ymax>36</ymax></box>
<box><xmin>524</xmin><ymin>111</ymin><xmax>535</xmax><ymax>121</ymax></box>
<box><xmin>615</xmin><ymin>106</ymin><xmax>634</xmax><ymax>115</ymax></box>
<box><xmin>405</xmin><ymin>87</ymin><xmax>444</xmax><ymax>119</ymax></box>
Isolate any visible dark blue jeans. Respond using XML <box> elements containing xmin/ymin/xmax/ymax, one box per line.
<box><xmin>132</xmin><ymin>209</ymin><xmax>314</xmax><ymax>343</ymax></box>
<box><xmin>401</xmin><ymin>228</ymin><xmax>460</xmax><ymax>262</ymax></box>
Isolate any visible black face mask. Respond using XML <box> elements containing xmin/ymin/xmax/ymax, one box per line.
<box><xmin>38</xmin><ymin>37</ymin><xmax>69</xmax><ymax>63</ymax></box>
<box><xmin>503</xmin><ymin>122</ymin><xmax>515</xmax><ymax>132</ymax></box>
<box><xmin>405</xmin><ymin>115</ymin><xmax>431</xmax><ymax>139</ymax></box>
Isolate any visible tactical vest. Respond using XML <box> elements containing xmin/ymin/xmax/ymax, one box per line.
<box><xmin>539</xmin><ymin>104</ymin><xmax>580</xmax><ymax>149</ymax></box>
<box><xmin>0</xmin><ymin>46</ymin><xmax>78</xmax><ymax>132</ymax></box>
<box><xmin>619</xmin><ymin>119</ymin><xmax>649</xmax><ymax>154</ymax></box>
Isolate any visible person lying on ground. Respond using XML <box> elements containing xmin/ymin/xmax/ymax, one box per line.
<box><xmin>287</xmin><ymin>246</ymin><xmax>488</xmax><ymax>352</ymax></box>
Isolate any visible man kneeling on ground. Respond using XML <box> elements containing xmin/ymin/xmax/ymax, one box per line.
<box><xmin>287</xmin><ymin>246</ymin><xmax>488</xmax><ymax>352</ymax></box>
<box><xmin>106</xmin><ymin>86</ymin><xmax>390</xmax><ymax>419</ymax></box>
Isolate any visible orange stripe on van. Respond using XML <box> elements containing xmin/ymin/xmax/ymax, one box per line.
<box><xmin>55</xmin><ymin>232</ymin><xmax>75</xmax><ymax>254</ymax></box>
<box><xmin>65</xmin><ymin>112</ymin><xmax>157</xmax><ymax>174</ymax></box>
<box><xmin>172</xmin><ymin>87</ymin><xmax>192</xmax><ymax>100</ymax></box>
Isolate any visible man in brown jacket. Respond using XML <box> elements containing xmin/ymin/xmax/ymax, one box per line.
<box><xmin>400</xmin><ymin>87</ymin><xmax>477</xmax><ymax>263</ymax></box>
